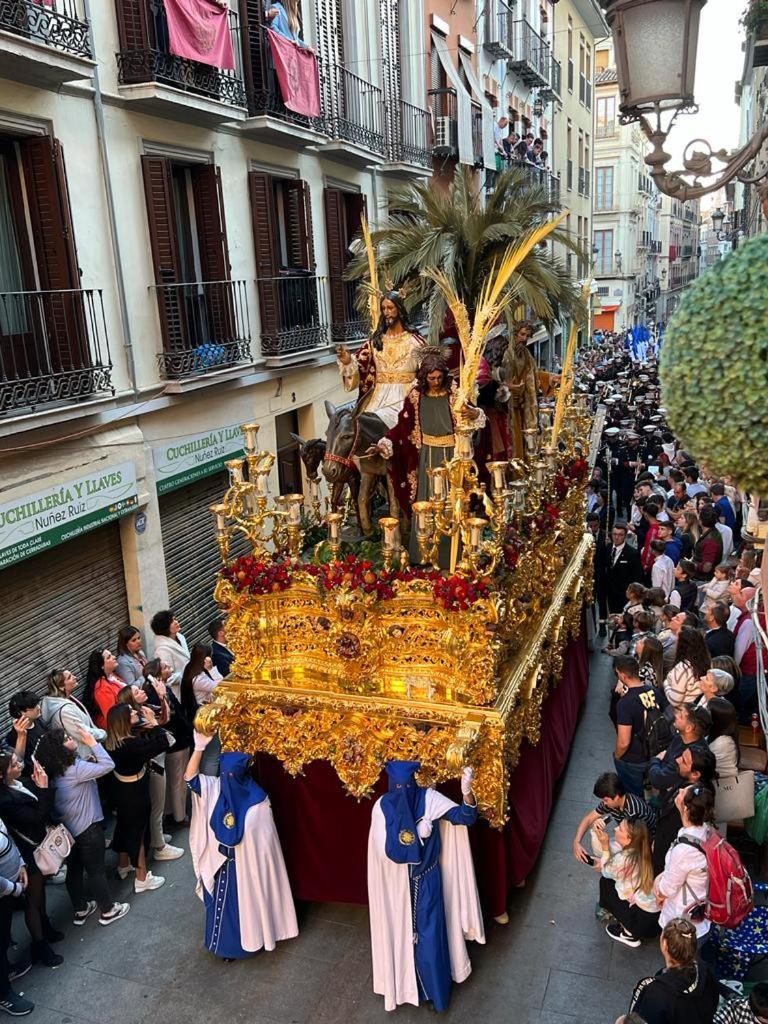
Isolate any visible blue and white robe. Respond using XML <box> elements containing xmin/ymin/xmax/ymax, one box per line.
<box><xmin>188</xmin><ymin>774</ymin><xmax>298</xmax><ymax>958</ymax></box>
<box><xmin>367</xmin><ymin>788</ymin><xmax>485</xmax><ymax>1012</ymax></box>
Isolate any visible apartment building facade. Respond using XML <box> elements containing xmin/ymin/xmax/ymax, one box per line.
<box><xmin>733</xmin><ymin>16</ymin><xmax>768</xmax><ymax>240</ymax></box>
<box><xmin>591</xmin><ymin>40</ymin><xmax>662</xmax><ymax>333</ymax></box>
<box><xmin>657</xmin><ymin>195</ymin><xmax>701</xmax><ymax>321</ymax></box>
<box><xmin>0</xmin><ymin>0</ymin><xmax>433</xmax><ymax>683</ymax></box>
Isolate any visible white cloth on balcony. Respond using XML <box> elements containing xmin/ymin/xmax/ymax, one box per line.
<box><xmin>430</xmin><ymin>31</ymin><xmax>474</xmax><ymax>167</ymax></box>
<box><xmin>458</xmin><ymin>52</ymin><xmax>496</xmax><ymax>171</ymax></box>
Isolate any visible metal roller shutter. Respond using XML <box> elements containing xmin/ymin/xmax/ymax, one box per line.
<box><xmin>0</xmin><ymin>523</ymin><xmax>129</xmax><ymax>710</ymax></box>
<box><xmin>159</xmin><ymin>471</ymin><xmax>247</xmax><ymax>650</ymax></box>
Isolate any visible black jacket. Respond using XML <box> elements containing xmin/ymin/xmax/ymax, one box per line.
<box><xmin>705</xmin><ymin>626</ymin><xmax>735</xmax><ymax>659</ymax></box>
<box><xmin>605</xmin><ymin>541</ymin><xmax>642</xmax><ymax>614</ymax></box>
<box><xmin>630</xmin><ymin>963</ymin><xmax>718</xmax><ymax>1024</ymax></box>
<box><xmin>211</xmin><ymin>641</ymin><xmax>235</xmax><ymax>678</ymax></box>
<box><xmin>0</xmin><ymin>782</ymin><xmax>53</xmax><ymax>865</ymax></box>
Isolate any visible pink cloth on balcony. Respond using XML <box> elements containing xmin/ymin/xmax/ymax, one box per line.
<box><xmin>267</xmin><ymin>29</ymin><xmax>320</xmax><ymax>118</ymax></box>
<box><xmin>164</xmin><ymin>0</ymin><xmax>235</xmax><ymax>71</ymax></box>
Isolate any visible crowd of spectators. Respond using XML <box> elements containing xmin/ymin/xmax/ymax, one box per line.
<box><xmin>574</xmin><ymin>333</ymin><xmax>766</xmax><ymax>1024</ymax></box>
<box><xmin>0</xmin><ymin>614</ymin><xmax>233</xmax><ymax>1015</ymax></box>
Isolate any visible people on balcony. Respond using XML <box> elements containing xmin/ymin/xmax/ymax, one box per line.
<box><xmin>265</xmin><ymin>0</ymin><xmax>308</xmax><ymax>47</ymax></box>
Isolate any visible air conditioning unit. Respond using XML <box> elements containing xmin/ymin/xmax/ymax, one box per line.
<box><xmin>433</xmin><ymin>116</ymin><xmax>456</xmax><ymax>154</ymax></box>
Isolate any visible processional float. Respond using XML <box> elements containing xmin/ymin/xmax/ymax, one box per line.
<box><xmin>196</xmin><ymin>215</ymin><xmax>595</xmax><ymax>827</ymax></box>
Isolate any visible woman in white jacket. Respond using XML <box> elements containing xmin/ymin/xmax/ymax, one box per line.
<box><xmin>150</xmin><ymin>610</ymin><xmax>190</xmax><ymax>699</ymax></box>
<box><xmin>40</xmin><ymin>669</ymin><xmax>106</xmax><ymax>759</ymax></box>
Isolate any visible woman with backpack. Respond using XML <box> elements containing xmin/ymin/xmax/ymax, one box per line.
<box><xmin>594</xmin><ymin>816</ymin><xmax>659</xmax><ymax>947</ymax></box>
<box><xmin>628</xmin><ymin>917</ymin><xmax>718</xmax><ymax>1024</ymax></box>
<box><xmin>654</xmin><ymin>786</ymin><xmax>714</xmax><ymax>958</ymax></box>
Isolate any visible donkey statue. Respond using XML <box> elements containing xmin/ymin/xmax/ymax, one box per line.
<box><xmin>289</xmin><ymin>433</ymin><xmax>360</xmax><ymax>512</ymax></box>
<box><xmin>322</xmin><ymin>400</ymin><xmax>405</xmax><ymax>537</ymax></box>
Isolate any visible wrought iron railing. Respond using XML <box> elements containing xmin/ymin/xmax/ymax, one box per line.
<box><xmin>257</xmin><ymin>273</ymin><xmax>328</xmax><ymax>357</ymax></box>
<box><xmin>484</xmin><ymin>0</ymin><xmax>515</xmax><ymax>58</ymax></box>
<box><xmin>579</xmin><ymin>73</ymin><xmax>586</xmax><ymax>104</ymax></box>
<box><xmin>583</xmin><ymin>168</ymin><xmax>591</xmax><ymax>197</ymax></box>
<box><xmin>585</xmin><ymin>80</ymin><xmax>592</xmax><ymax>110</ymax></box>
<box><xmin>0</xmin><ymin>0</ymin><xmax>91</xmax><ymax>58</ymax></box>
<box><xmin>577</xmin><ymin>167</ymin><xmax>586</xmax><ymax>195</ymax></box>
<box><xmin>0</xmin><ymin>288</ymin><xmax>113</xmax><ymax>415</ymax></box>
<box><xmin>510</xmin><ymin>19</ymin><xmax>550</xmax><ymax>87</ymax></box>
<box><xmin>567</xmin><ymin>57</ymin><xmax>574</xmax><ymax>92</ymax></box>
<box><xmin>596</xmin><ymin>122</ymin><xmax>618</xmax><ymax>139</ymax></box>
<box><xmin>547</xmin><ymin>172</ymin><xmax>561</xmax><ymax>206</ymax></box>
<box><xmin>324</xmin><ymin>65</ymin><xmax>384</xmax><ymax>154</ymax></box>
<box><xmin>567</xmin><ymin>159</ymin><xmax>573</xmax><ymax>190</ymax></box>
<box><xmin>329</xmin><ymin>278</ymin><xmax>366</xmax><ymax>343</ymax></box>
<box><xmin>243</xmin><ymin>21</ymin><xmax>326</xmax><ymax>132</ymax></box>
<box><xmin>386</xmin><ymin>99</ymin><xmax>432</xmax><ymax>167</ymax></box>
<box><xmin>151</xmin><ymin>279</ymin><xmax>251</xmax><ymax>379</ymax></box>
<box><xmin>429</xmin><ymin>87</ymin><xmax>458</xmax><ymax>155</ymax></box>
<box><xmin>117</xmin><ymin>1</ymin><xmax>246</xmax><ymax>108</ymax></box>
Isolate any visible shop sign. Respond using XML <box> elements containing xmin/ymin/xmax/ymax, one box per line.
<box><xmin>153</xmin><ymin>425</ymin><xmax>244</xmax><ymax>495</ymax></box>
<box><xmin>0</xmin><ymin>461</ymin><xmax>139</xmax><ymax>569</ymax></box>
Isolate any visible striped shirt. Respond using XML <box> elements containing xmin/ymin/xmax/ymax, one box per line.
<box><xmin>595</xmin><ymin>792</ymin><xmax>658</xmax><ymax>836</ymax></box>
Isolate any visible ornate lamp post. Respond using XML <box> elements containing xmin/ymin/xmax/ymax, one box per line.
<box><xmin>600</xmin><ymin>0</ymin><xmax>768</xmax><ymax>200</ymax></box>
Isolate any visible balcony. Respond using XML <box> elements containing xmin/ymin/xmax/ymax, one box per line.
<box><xmin>0</xmin><ymin>288</ymin><xmax>113</xmax><ymax>416</ymax></box>
<box><xmin>567</xmin><ymin>57</ymin><xmax>574</xmax><ymax>92</ymax></box>
<box><xmin>547</xmin><ymin>173</ymin><xmax>561</xmax><ymax>207</ymax></box>
<box><xmin>596</xmin><ymin>121</ymin><xmax>618</xmax><ymax>140</ymax></box>
<box><xmin>583</xmin><ymin>168</ymin><xmax>591</xmax><ymax>198</ymax></box>
<box><xmin>329</xmin><ymin>278</ymin><xmax>366</xmax><ymax>344</ymax></box>
<box><xmin>577</xmin><ymin>167</ymin><xmax>585</xmax><ymax>195</ymax></box>
<box><xmin>0</xmin><ymin>0</ymin><xmax>94</xmax><ymax>87</ymax></box>
<box><xmin>257</xmin><ymin>273</ymin><xmax>329</xmax><ymax>364</ymax></box>
<box><xmin>384</xmin><ymin>99</ymin><xmax>432</xmax><ymax>176</ymax></box>
<box><xmin>239</xmin><ymin>20</ymin><xmax>326</xmax><ymax>146</ymax></box>
<box><xmin>116</xmin><ymin>0</ymin><xmax>247</xmax><ymax>127</ymax></box>
<box><xmin>539</xmin><ymin>55</ymin><xmax>561</xmax><ymax>103</ymax></box>
<box><xmin>484</xmin><ymin>0</ymin><xmax>515</xmax><ymax>59</ymax></box>
<box><xmin>509</xmin><ymin>19</ymin><xmax>550</xmax><ymax>89</ymax></box>
<box><xmin>567</xmin><ymin>158</ymin><xmax>573</xmax><ymax>190</ymax></box>
<box><xmin>595</xmin><ymin>261</ymin><xmax>624</xmax><ymax>277</ymax></box>
<box><xmin>321</xmin><ymin>65</ymin><xmax>385</xmax><ymax>167</ymax></box>
<box><xmin>152</xmin><ymin>279</ymin><xmax>251</xmax><ymax>380</ymax></box>
<box><xmin>429</xmin><ymin>88</ymin><xmax>458</xmax><ymax>158</ymax></box>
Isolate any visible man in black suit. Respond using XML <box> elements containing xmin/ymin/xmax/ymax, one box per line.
<box><xmin>587</xmin><ymin>513</ymin><xmax>608</xmax><ymax>634</ymax></box>
<box><xmin>208</xmin><ymin>618</ymin><xmax>235</xmax><ymax>677</ymax></box>
<box><xmin>704</xmin><ymin>602</ymin><xmax>735</xmax><ymax>658</ymax></box>
<box><xmin>605</xmin><ymin>522</ymin><xmax>642</xmax><ymax>614</ymax></box>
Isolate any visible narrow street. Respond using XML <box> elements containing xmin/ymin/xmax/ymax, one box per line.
<box><xmin>16</xmin><ymin>649</ymin><xmax>664</xmax><ymax>1024</ymax></box>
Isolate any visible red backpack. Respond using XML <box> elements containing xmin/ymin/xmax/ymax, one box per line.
<box><xmin>676</xmin><ymin>831</ymin><xmax>754</xmax><ymax>929</ymax></box>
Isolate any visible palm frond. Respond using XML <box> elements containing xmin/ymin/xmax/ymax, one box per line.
<box><xmin>360</xmin><ymin>217</ymin><xmax>379</xmax><ymax>329</ymax></box>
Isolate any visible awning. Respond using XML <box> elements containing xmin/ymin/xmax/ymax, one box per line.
<box><xmin>599</xmin><ymin>304</ymin><xmax>620</xmax><ymax>312</ymax></box>
<box><xmin>430</xmin><ymin>31</ymin><xmax>473</xmax><ymax>167</ymax></box>
<box><xmin>458</xmin><ymin>51</ymin><xmax>496</xmax><ymax>171</ymax></box>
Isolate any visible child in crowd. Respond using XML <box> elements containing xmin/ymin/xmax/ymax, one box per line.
<box><xmin>700</xmin><ymin>563</ymin><xmax>732</xmax><ymax>614</ymax></box>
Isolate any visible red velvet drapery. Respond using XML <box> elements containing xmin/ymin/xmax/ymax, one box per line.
<box><xmin>257</xmin><ymin>627</ymin><xmax>590</xmax><ymax>918</ymax></box>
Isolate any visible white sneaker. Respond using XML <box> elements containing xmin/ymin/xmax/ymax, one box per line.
<box><xmin>152</xmin><ymin>844</ymin><xmax>184</xmax><ymax>861</ymax></box>
<box><xmin>134</xmin><ymin>872</ymin><xmax>165</xmax><ymax>893</ymax></box>
<box><xmin>99</xmin><ymin>902</ymin><xmax>130</xmax><ymax>927</ymax></box>
<box><xmin>116</xmin><ymin>865</ymin><xmax>135</xmax><ymax>881</ymax></box>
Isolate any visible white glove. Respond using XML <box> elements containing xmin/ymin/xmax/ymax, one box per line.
<box><xmin>194</xmin><ymin>730</ymin><xmax>213</xmax><ymax>751</ymax></box>
<box><xmin>417</xmin><ymin>818</ymin><xmax>433</xmax><ymax>840</ymax></box>
<box><xmin>461</xmin><ymin>767</ymin><xmax>474</xmax><ymax>795</ymax></box>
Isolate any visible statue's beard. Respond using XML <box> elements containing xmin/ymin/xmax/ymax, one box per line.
<box><xmin>384</xmin><ymin>315</ymin><xmax>401</xmax><ymax>329</ymax></box>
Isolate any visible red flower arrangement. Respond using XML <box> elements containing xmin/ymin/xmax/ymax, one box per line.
<box><xmin>564</xmin><ymin>457</ymin><xmax>589</xmax><ymax>483</ymax></box>
<box><xmin>530</xmin><ymin>503</ymin><xmax>561</xmax><ymax>537</ymax></box>
<box><xmin>307</xmin><ymin>555</ymin><xmax>396</xmax><ymax>600</ymax></box>
<box><xmin>502</xmin><ymin>529</ymin><xmax>526</xmax><ymax>570</ymax></box>
<box><xmin>553</xmin><ymin>473</ymin><xmax>570</xmax><ymax>501</ymax></box>
<box><xmin>221</xmin><ymin>554</ymin><xmax>294</xmax><ymax>595</ymax></box>
<box><xmin>433</xmin><ymin>573</ymin><xmax>490</xmax><ymax>612</ymax></box>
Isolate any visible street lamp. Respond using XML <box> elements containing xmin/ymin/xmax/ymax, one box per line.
<box><xmin>600</xmin><ymin>0</ymin><xmax>768</xmax><ymax>201</ymax></box>
<box><xmin>711</xmin><ymin>207</ymin><xmax>725</xmax><ymax>234</ymax></box>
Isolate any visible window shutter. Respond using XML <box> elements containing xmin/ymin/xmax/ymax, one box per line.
<box><xmin>284</xmin><ymin>179</ymin><xmax>314</xmax><ymax>271</ymax></box>
<box><xmin>20</xmin><ymin>136</ymin><xmax>85</xmax><ymax>369</ymax></box>
<box><xmin>191</xmin><ymin>165</ymin><xmax>230</xmax><ymax>282</ymax></box>
<box><xmin>140</xmin><ymin>154</ymin><xmax>186</xmax><ymax>353</ymax></box>
<box><xmin>323</xmin><ymin>187</ymin><xmax>346</xmax><ymax>333</ymax></box>
<box><xmin>115</xmin><ymin>0</ymin><xmax>151</xmax><ymax>51</ymax></box>
<box><xmin>248</xmin><ymin>170</ymin><xmax>280</xmax><ymax>342</ymax></box>
<box><xmin>191</xmin><ymin>164</ymin><xmax>234</xmax><ymax>343</ymax></box>
<box><xmin>240</xmin><ymin>0</ymin><xmax>270</xmax><ymax>113</ymax></box>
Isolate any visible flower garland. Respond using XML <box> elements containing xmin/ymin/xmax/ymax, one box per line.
<box><xmin>306</xmin><ymin>555</ymin><xmax>397</xmax><ymax>600</ymax></box>
<box><xmin>433</xmin><ymin>573</ymin><xmax>491</xmax><ymax>612</ymax></box>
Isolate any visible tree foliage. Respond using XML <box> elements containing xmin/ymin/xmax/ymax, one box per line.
<box><xmin>660</xmin><ymin>232</ymin><xmax>768</xmax><ymax>493</ymax></box>
<box><xmin>347</xmin><ymin>166</ymin><xmax>587</xmax><ymax>341</ymax></box>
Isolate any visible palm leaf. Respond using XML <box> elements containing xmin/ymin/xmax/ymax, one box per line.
<box><xmin>360</xmin><ymin>217</ymin><xmax>379</xmax><ymax>329</ymax></box>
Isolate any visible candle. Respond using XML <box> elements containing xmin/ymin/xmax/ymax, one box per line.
<box><xmin>254</xmin><ymin>470</ymin><xmax>269</xmax><ymax>496</ymax></box>
<box><xmin>210</xmin><ymin>503</ymin><xmax>228</xmax><ymax>534</ymax></box>
<box><xmin>510</xmin><ymin>481</ymin><xmax>527</xmax><ymax>512</ymax></box>
<box><xmin>309</xmin><ymin>478</ymin><xmax>319</xmax><ymax>500</ymax></box>
<box><xmin>543</xmin><ymin>446</ymin><xmax>558</xmax><ymax>472</ymax></box>
<box><xmin>285</xmin><ymin>494</ymin><xmax>303</xmax><ymax>525</ymax></box>
<box><xmin>379</xmin><ymin>516</ymin><xmax>399</xmax><ymax>550</ymax></box>
<box><xmin>532</xmin><ymin>460</ymin><xmax>546</xmax><ymax>487</ymax></box>
<box><xmin>523</xmin><ymin>428</ymin><xmax>539</xmax><ymax>455</ymax></box>
<box><xmin>467</xmin><ymin>517</ymin><xmax>486</xmax><ymax>549</ymax></box>
<box><xmin>412</xmin><ymin>501</ymin><xmax>432</xmax><ymax>534</ymax></box>
<box><xmin>429</xmin><ymin>467</ymin><xmax>446</xmax><ymax>500</ymax></box>
<box><xmin>241</xmin><ymin>422</ymin><xmax>259</xmax><ymax>453</ymax></box>
<box><xmin>326</xmin><ymin>512</ymin><xmax>342</xmax><ymax>541</ymax></box>
<box><xmin>487</xmin><ymin>461</ymin><xmax>508</xmax><ymax>493</ymax></box>
<box><xmin>225</xmin><ymin>459</ymin><xmax>243</xmax><ymax>485</ymax></box>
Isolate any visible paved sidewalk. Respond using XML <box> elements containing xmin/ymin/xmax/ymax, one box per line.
<box><xmin>15</xmin><ymin>650</ymin><xmax>663</xmax><ymax>1024</ymax></box>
